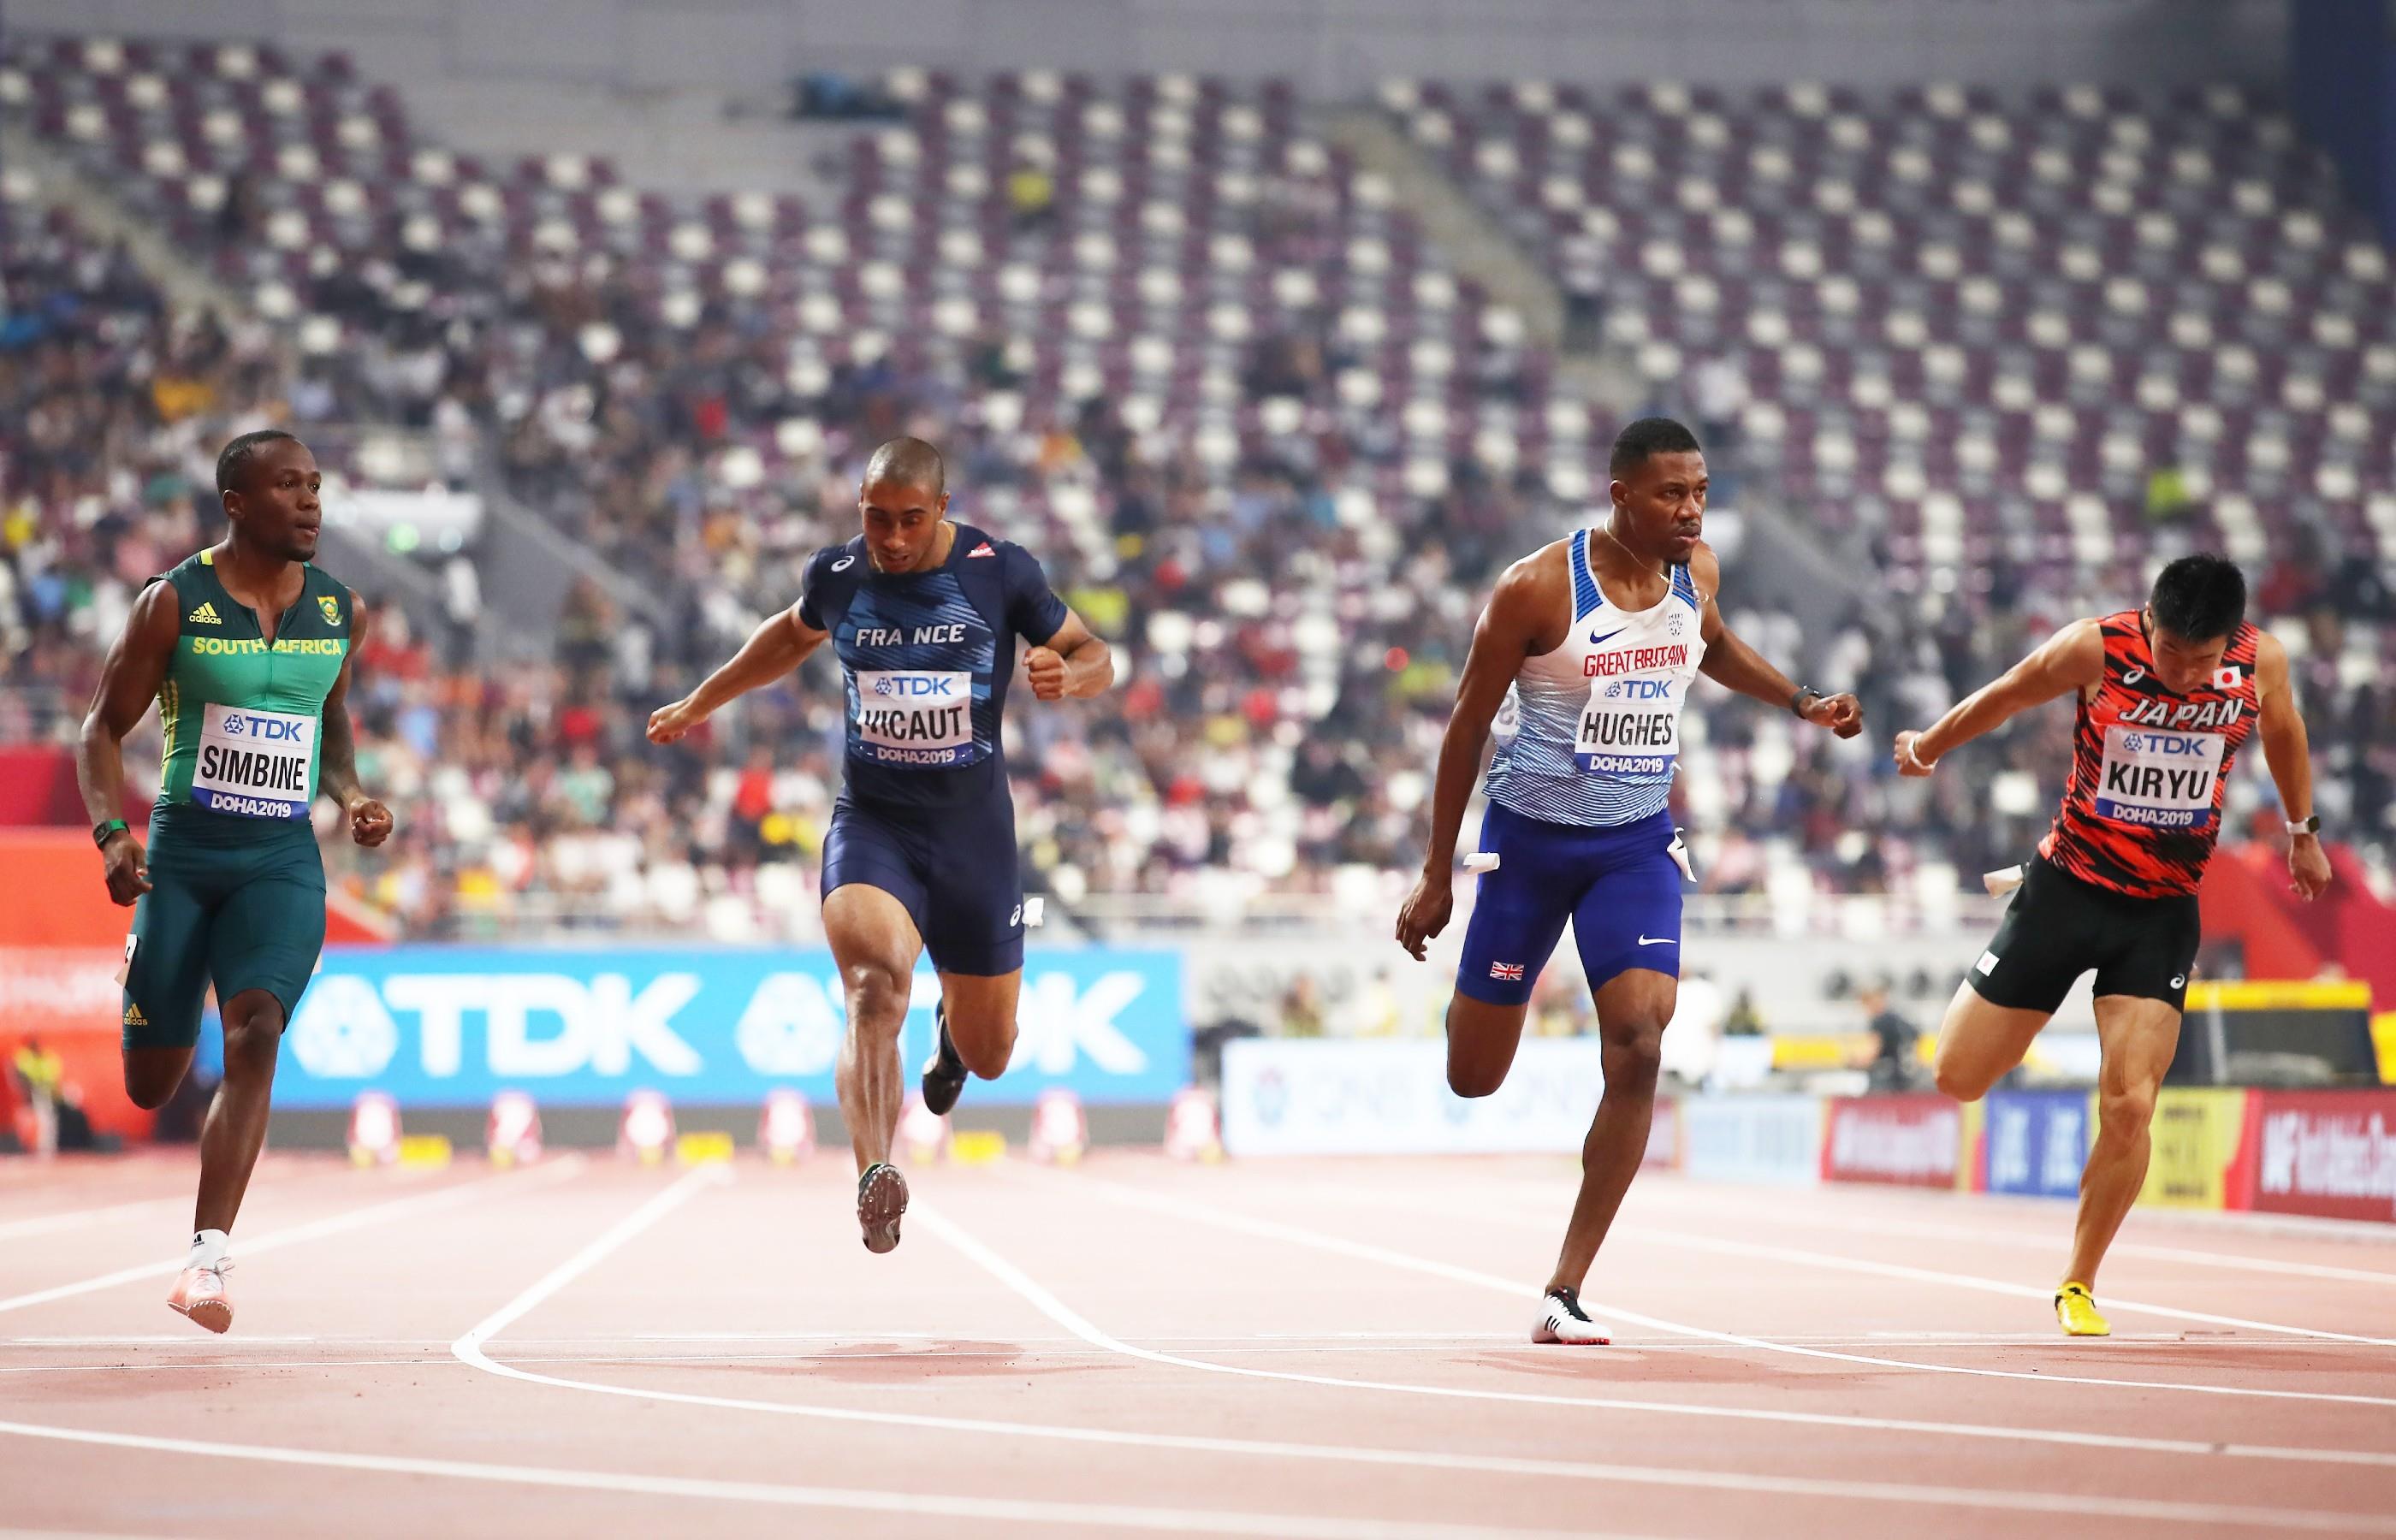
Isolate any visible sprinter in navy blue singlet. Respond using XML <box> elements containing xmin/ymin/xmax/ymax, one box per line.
<box><xmin>798</xmin><ymin>524</ymin><xmax>1066</xmax><ymax>973</ymax></box>
<box><xmin>652</xmin><ymin>438</ymin><xmax>1113</xmax><ymax>1254</ymax></box>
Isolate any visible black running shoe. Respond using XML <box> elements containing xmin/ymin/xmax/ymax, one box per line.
<box><xmin>919</xmin><ymin>1002</ymin><xmax>967</xmax><ymax>1116</ymax></box>
<box><xmin>1530</xmin><ymin>1285</ymin><xmax>1610</xmax><ymax>1345</ymax></box>
<box><xmin>857</xmin><ymin>1161</ymin><xmax>909</xmax><ymax>1253</ymax></box>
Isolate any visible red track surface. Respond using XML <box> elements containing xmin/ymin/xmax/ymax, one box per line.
<box><xmin>3</xmin><ymin>1149</ymin><xmax>2393</xmax><ymax>1537</ymax></box>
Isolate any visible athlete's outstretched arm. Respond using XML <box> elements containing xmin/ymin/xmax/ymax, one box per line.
<box><xmin>1395</xmin><ymin>557</ymin><xmax>1549</xmax><ymax>961</ymax></box>
<box><xmin>1690</xmin><ymin>544</ymin><xmax>1862</xmax><ymax>737</ymax></box>
<box><xmin>1025</xmin><ymin>610</ymin><xmax>1112</xmax><ymax>701</ymax></box>
<box><xmin>1894</xmin><ymin>619</ymin><xmax>2103</xmax><ymax>775</ymax></box>
<box><xmin>2253</xmin><ymin>632</ymin><xmax>2332</xmax><ymax>899</ymax></box>
<box><xmin>648</xmin><ymin>602</ymin><xmax>827</xmax><ymax>743</ymax></box>
<box><xmin>75</xmin><ymin>583</ymin><xmax>179</xmax><ymax>905</ymax></box>
<box><xmin>317</xmin><ymin>598</ymin><xmax>394</xmax><ymax>848</ymax></box>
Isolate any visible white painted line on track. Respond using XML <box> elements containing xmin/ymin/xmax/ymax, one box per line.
<box><xmin>1053</xmin><ymin>1170</ymin><xmax>2396</xmax><ymax>1411</ymax></box>
<box><xmin>0</xmin><ymin>1419</ymin><xmax>1626</xmax><ymax>1539</ymax></box>
<box><xmin>428</xmin><ymin>1154</ymin><xmax>2396</xmax><ymax>1525</ymax></box>
<box><xmin>1610</xmin><ymin>1223</ymin><xmax>2396</xmax><ymax>1343</ymax></box>
<box><xmin>453</xmin><ymin>1164</ymin><xmax>727</xmax><ymax>1362</ymax></box>
<box><xmin>0</xmin><ymin>1198</ymin><xmax>182</xmax><ymax>1242</ymax></box>
<box><xmin>1605</xmin><ymin>1186</ymin><xmax>2396</xmax><ymax>1287</ymax></box>
<box><xmin>912</xmin><ymin>1199</ymin><xmax>2396</xmax><ymax>1529</ymax></box>
<box><xmin>0</xmin><ymin>1156</ymin><xmax>586</xmax><ymax>1318</ymax></box>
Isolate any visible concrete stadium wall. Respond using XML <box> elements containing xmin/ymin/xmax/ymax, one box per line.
<box><xmin>14</xmin><ymin>0</ymin><xmax>2288</xmax><ymax>98</ymax></box>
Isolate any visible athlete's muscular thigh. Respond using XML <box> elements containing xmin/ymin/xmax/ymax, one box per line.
<box><xmin>1930</xmin><ymin>985</ymin><xmax>2050</xmax><ymax>1103</ymax></box>
<box><xmin>939</xmin><ymin>969</ymin><xmax>1021</xmax><ymax>1080</ymax></box>
<box><xmin>823</xmin><ymin>884</ymin><xmax>923</xmax><ymax>1034</ymax></box>
<box><xmin>1445</xmin><ymin>992</ymin><xmax>1530</xmax><ymax>1099</ymax></box>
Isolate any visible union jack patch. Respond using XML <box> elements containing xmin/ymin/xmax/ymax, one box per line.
<box><xmin>1488</xmin><ymin>961</ymin><xmax>1525</xmax><ymax>982</ymax></box>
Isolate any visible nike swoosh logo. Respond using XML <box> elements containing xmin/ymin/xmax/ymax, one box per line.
<box><xmin>1638</xmin><ymin>936</ymin><xmax>1676</xmax><ymax>946</ymax></box>
<box><xmin>1588</xmin><ymin>628</ymin><xmax>1624</xmax><ymax>647</ymax></box>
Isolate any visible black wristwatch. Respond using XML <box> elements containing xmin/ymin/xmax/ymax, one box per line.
<box><xmin>92</xmin><ymin>817</ymin><xmax>129</xmax><ymax>848</ymax></box>
<box><xmin>1789</xmin><ymin>685</ymin><xmax>1824</xmax><ymax>718</ymax></box>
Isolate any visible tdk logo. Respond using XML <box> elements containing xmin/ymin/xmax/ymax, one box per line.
<box><xmin>873</xmin><ymin>676</ymin><xmax>956</xmax><ymax>697</ymax></box>
<box><xmin>1607</xmin><ymin>678</ymin><xmax>1675</xmax><ymax>700</ymax></box>
<box><xmin>221</xmin><ymin>713</ymin><xmax>304</xmax><ymax>740</ymax></box>
<box><xmin>2128</xmin><ymin>732</ymin><xmax>2207</xmax><ymax>756</ymax></box>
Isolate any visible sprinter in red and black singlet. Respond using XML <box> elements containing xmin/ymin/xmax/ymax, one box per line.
<box><xmin>1893</xmin><ymin>555</ymin><xmax>2329</xmax><ymax>1336</ymax></box>
<box><xmin>2039</xmin><ymin>613</ymin><xmax>2262</xmax><ymax>899</ymax></box>
<box><xmin>649</xmin><ymin>438</ymin><xmax>1113</xmax><ymax>1254</ymax></box>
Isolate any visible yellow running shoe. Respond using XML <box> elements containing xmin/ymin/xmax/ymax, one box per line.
<box><xmin>2055</xmin><ymin>1282</ymin><xmax>2110</xmax><ymax>1337</ymax></box>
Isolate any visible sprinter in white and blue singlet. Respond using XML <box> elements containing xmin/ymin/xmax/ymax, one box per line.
<box><xmin>1397</xmin><ymin>418</ymin><xmax>1862</xmax><ymax>1345</ymax></box>
<box><xmin>649</xmin><ymin>438</ymin><xmax>1113</xmax><ymax>1253</ymax></box>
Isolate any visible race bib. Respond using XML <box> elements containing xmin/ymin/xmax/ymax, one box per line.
<box><xmin>2094</xmin><ymin>725</ymin><xmax>2224</xmax><ymax>829</ymax></box>
<box><xmin>193</xmin><ymin>702</ymin><xmax>314</xmax><ymax>818</ymax></box>
<box><xmin>853</xmin><ymin>671</ymin><xmax>974</xmax><ymax>767</ymax></box>
<box><xmin>1575</xmin><ymin>677</ymin><xmax>1680</xmax><ymax>775</ymax></box>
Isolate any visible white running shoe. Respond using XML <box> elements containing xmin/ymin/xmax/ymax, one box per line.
<box><xmin>168</xmin><ymin>1261</ymin><xmax>233</xmax><ymax>1335</ymax></box>
<box><xmin>1530</xmin><ymin>1286</ymin><xmax>1610</xmax><ymax>1345</ymax></box>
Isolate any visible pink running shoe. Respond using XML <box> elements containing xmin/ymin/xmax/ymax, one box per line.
<box><xmin>168</xmin><ymin>1263</ymin><xmax>233</xmax><ymax>1334</ymax></box>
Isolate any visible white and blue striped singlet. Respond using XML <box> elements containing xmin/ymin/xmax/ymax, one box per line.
<box><xmin>1482</xmin><ymin>527</ymin><xmax>1707</xmax><ymax>827</ymax></box>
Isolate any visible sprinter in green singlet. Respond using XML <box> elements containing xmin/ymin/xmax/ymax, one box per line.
<box><xmin>76</xmin><ymin>430</ymin><xmax>394</xmax><ymax>1334</ymax></box>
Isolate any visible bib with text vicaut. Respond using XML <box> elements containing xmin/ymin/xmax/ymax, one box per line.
<box><xmin>852</xmin><ymin>671</ymin><xmax>973</xmax><ymax>767</ymax></box>
<box><xmin>193</xmin><ymin>702</ymin><xmax>315</xmax><ymax>818</ymax></box>
<box><xmin>2092</xmin><ymin>725</ymin><xmax>2225</xmax><ymax>830</ymax></box>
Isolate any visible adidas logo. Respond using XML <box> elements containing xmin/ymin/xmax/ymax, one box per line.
<box><xmin>123</xmin><ymin>1004</ymin><xmax>148</xmax><ymax>1026</ymax></box>
<box><xmin>187</xmin><ymin>601</ymin><xmax>222</xmax><ymax>625</ymax></box>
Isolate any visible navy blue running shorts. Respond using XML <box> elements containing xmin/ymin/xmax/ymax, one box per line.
<box><xmin>1454</xmin><ymin>803</ymin><xmax>1686</xmax><ymax>1006</ymax></box>
<box><xmin>821</xmin><ymin>795</ymin><xmax>1025</xmax><ymax>976</ymax></box>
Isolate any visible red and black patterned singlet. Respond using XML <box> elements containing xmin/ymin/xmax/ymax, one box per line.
<box><xmin>2037</xmin><ymin>610</ymin><xmax>2261</xmax><ymax>899</ymax></box>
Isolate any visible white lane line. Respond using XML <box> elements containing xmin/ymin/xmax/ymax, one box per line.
<box><xmin>453</xmin><ymin>1164</ymin><xmax>727</xmax><ymax>1362</ymax></box>
<box><xmin>430</xmin><ymin>1166</ymin><xmax>2396</xmax><ymax>1525</ymax></box>
<box><xmin>0</xmin><ymin>1420</ymin><xmax>1621</xmax><ymax>1539</ymax></box>
<box><xmin>0</xmin><ymin>1198</ymin><xmax>183</xmax><ymax>1242</ymax></box>
<box><xmin>1610</xmin><ymin>1224</ymin><xmax>2396</xmax><ymax>1343</ymax></box>
<box><xmin>911</xmin><ymin>1199</ymin><xmax>2396</xmax><ymax>1530</ymax></box>
<box><xmin>1604</xmin><ymin>1186</ymin><xmax>2396</xmax><ymax>1288</ymax></box>
<box><xmin>1054</xmin><ymin>1170</ymin><xmax>2396</xmax><ymax>1411</ymax></box>
<box><xmin>0</xmin><ymin>1156</ymin><xmax>586</xmax><ymax>1318</ymax></box>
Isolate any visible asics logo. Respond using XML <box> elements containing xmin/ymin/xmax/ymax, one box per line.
<box><xmin>2170</xmin><ymin>974</ymin><xmax>2185</xmax><ymax>989</ymax></box>
<box><xmin>830</xmin><ymin>556</ymin><xmax>856</xmax><ymax>572</ymax></box>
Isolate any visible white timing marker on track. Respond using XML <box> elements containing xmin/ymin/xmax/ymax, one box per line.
<box><xmin>1041</xmin><ymin>1168</ymin><xmax>2396</xmax><ymax>1410</ymax></box>
<box><xmin>0</xmin><ymin>1419</ymin><xmax>1628</xmax><ymax>1540</ymax></box>
<box><xmin>0</xmin><ymin>1156</ymin><xmax>585</xmax><ymax>1317</ymax></box>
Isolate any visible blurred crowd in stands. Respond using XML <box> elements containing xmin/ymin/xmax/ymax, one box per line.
<box><xmin>5</xmin><ymin>150</ymin><xmax>2391</xmax><ymax>945</ymax></box>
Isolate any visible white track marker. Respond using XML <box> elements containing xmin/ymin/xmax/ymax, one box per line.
<box><xmin>0</xmin><ymin>1419</ymin><xmax>1627</xmax><ymax>1540</ymax></box>
<box><xmin>430</xmin><ymin>1184</ymin><xmax>2396</xmax><ymax>1525</ymax></box>
<box><xmin>0</xmin><ymin>1198</ymin><xmax>182</xmax><ymax>1242</ymax></box>
<box><xmin>1048</xmin><ymin>1170</ymin><xmax>2396</xmax><ymax>1411</ymax></box>
<box><xmin>1613</xmin><ymin>1224</ymin><xmax>2396</xmax><ymax>1343</ymax></box>
<box><xmin>913</xmin><ymin>1200</ymin><xmax>2396</xmax><ymax>1529</ymax></box>
<box><xmin>0</xmin><ymin>1156</ymin><xmax>584</xmax><ymax>1317</ymax></box>
<box><xmin>1692</xmin><ymin>1203</ymin><xmax>2396</xmax><ymax>1288</ymax></box>
<box><xmin>454</xmin><ymin>1164</ymin><xmax>727</xmax><ymax>1362</ymax></box>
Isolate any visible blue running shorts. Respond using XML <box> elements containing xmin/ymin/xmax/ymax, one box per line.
<box><xmin>1454</xmin><ymin>803</ymin><xmax>1685</xmax><ymax>1005</ymax></box>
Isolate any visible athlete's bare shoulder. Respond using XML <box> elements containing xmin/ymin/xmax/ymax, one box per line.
<box><xmin>1490</xmin><ymin>537</ymin><xmax>1572</xmax><ymax>613</ymax></box>
<box><xmin>1687</xmin><ymin>539</ymin><xmax>1722</xmax><ymax>606</ymax></box>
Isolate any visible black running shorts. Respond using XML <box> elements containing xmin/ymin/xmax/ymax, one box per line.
<box><xmin>1966</xmin><ymin>856</ymin><xmax>2202</xmax><ymax>1016</ymax></box>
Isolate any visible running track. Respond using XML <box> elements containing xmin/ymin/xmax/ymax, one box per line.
<box><xmin>2</xmin><ymin>1149</ymin><xmax>2393</xmax><ymax>1537</ymax></box>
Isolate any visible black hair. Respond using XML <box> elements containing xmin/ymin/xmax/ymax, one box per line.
<box><xmin>863</xmin><ymin>435</ymin><xmax>946</xmax><ymax>497</ymax></box>
<box><xmin>2149</xmin><ymin>552</ymin><xmax>2247</xmax><ymax>643</ymax></box>
<box><xmin>1608</xmin><ymin>416</ymin><xmax>1703</xmax><ymax>479</ymax></box>
<box><xmin>215</xmin><ymin>429</ymin><xmax>301</xmax><ymax>499</ymax></box>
